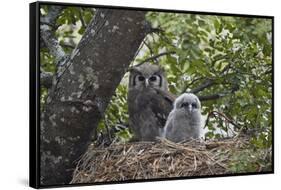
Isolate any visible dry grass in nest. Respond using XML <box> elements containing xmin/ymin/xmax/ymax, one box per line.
<box><xmin>71</xmin><ymin>137</ymin><xmax>270</xmax><ymax>184</ymax></box>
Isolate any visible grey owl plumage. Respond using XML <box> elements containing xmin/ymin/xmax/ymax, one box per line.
<box><xmin>163</xmin><ymin>93</ymin><xmax>202</xmax><ymax>142</ymax></box>
<box><xmin>128</xmin><ymin>63</ymin><xmax>175</xmax><ymax>141</ymax></box>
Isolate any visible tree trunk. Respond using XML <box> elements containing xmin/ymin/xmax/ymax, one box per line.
<box><xmin>40</xmin><ymin>8</ymin><xmax>147</xmax><ymax>185</ymax></box>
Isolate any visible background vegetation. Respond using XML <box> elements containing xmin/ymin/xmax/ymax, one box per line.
<box><xmin>40</xmin><ymin>7</ymin><xmax>272</xmax><ymax>170</ymax></box>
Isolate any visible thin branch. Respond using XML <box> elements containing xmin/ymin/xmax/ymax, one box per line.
<box><xmin>143</xmin><ymin>40</ymin><xmax>158</xmax><ymax>64</ymax></box>
<box><xmin>143</xmin><ymin>40</ymin><xmax>154</xmax><ymax>57</ymax></box>
<box><xmin>60</xmin><ymin>41</ymin><xmax>76</xmax><ymax>49</ymax></box>
<box><xmin>264</xmin><ymin>69</ymin><xmax>272</xmax><ymax>75</ymax></box>
<box><xmin>155</xmin><ymin>30</ymin><xmax>178</xmax><ymax>49</ymax></box>
<box><xmin>79</xmin><ymin>8</ymin><xmax>86</xmax><ymax>28</ymax></box>
<box><xmin>114</xmin><ymin>123</ymin><xmax>128</xmax><ymax>131</ymax></box>
<box><xmin>104</xmin><ymin>118</ymin><xmax>112</xmax><ymax>143</ymax></box>
<box><xmin>198</xmin><ymin>93</ymin><xmax>224</xmax><ymax>101</ymax></box>
<box><xmin>131</xmin><ymin>38</ymin><xmax>146</xmax><ymax>64</ymax></box>
<box><xmin>129</xmin><ymin>51</ymin><xmax>176</xmax><ymax>70</ymax></box>
<box><xmin>181</xmin><ymin>77</ymin><xmax>204</xmax><ymax>94</ymax></box>
<box><xmin>198</xmin><ymin>83</ymin><xmax>239</xmax><ymax>101</ymax></box>
<box><xmin>220</xmin><ymin>62</ymin><xmax>232</xmax><ymax>74</ymax></box>
<box><xmin>204</xmin><ymin>110</ymin><xmax>240</xmax><ymax>129</ymax></box>
<box><xmin>189</xmin><ymin>79</ymin><xmax>215</xmax><ymax>94</ymax></box>
<box><xmin>40</xmin><ymin>6</ymin><xmax>66</xmax><ymax>65</ymax></box>
<box><xmin>148</xmin><ymin>27</ymin><xmax>165</xmax><ymax>34</ymax></box>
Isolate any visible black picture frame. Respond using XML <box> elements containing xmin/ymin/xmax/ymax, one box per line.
<box><xmin>30</xmin><ymin>1</ymin><xmax>274</xmax><ymax>188</ymax></box>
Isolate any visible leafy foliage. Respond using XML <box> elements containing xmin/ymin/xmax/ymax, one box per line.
<box><xmin>227</xmin><ymin>147</ymin><xmax>272</xmax><ymax>173</ymax></box>
<box><xmin>144</xmin><ymin>13</ymin><xmax>272</xmax><ymax>147</ymax></box>
<box><xmin>98</xmin><ymin>83</ymin><xmax>132</xmax><ymax>142</ymax></box>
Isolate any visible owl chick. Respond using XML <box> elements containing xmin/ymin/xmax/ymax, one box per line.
<box><xmin>163</xmin><ymin>93</ymin><xmax>202</xmax><ymax>143</ymax></box>
<box><xmin>128</xmin><ymin>63</ymin><xmax>175</xmax><ymax>141</ymax></box>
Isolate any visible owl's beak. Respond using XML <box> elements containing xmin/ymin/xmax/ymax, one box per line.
<box><xmin>188</xmin><ymin>104</ymin><xmax>193</xmax><ymax>112</ymax></box>
<box><xmin>145</xmin><ymin>79</ymin><xmax>149</xmax><ymax>88</ymax></box>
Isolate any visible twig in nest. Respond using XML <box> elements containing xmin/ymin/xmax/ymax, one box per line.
<box><xmin>159</xmin><ymin>138</ymin><xmax>202</xmax><ymax>154</ymax></box>
<box><xmin>193</xmin><ymin>155</ymin><xmax>197</xmax><ymax>171</ymax></box>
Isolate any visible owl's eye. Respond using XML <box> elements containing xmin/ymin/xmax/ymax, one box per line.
<box><xmin>149</xmin><ymin>76</ymin><xmax>157</xmax><ymax>82</ymax></box>
<box><xmin>180</xmin><ymin>102</ymin><xmax>189</xmax><ymax>108</ymax></box>
<box><xmin>138</xmin><ymin>76</ymin><xmax>145</xmax><ymax>81</ymax></box>
<box><xmin>191</xmin><ymin>103</ymin><xmax>197</xmax><ymax>108</ymax></box>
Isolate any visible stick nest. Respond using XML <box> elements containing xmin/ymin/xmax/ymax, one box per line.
<box><xmin>71</xmin><ymin>137</ymin><xmax>271</xmax><ymax>184</ymax></box>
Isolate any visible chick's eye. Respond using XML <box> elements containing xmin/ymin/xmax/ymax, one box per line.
<box><xmin>180</xmin><ymin>102</ymin><xmax>189</xmax><ymax>108</ymax></box>
<box><xmin>191</xmin><ymin>103</ymin><xmax>197</xmax><ymax>108</ymax></box>
<box><xmin>138</xmin><ymin>76</ymin><xmax>145</xmax><ymax>81</ymax></box>
<box><xmin>149</xmin><ymin>76</ymin><xmax>157</xmax><ymax>81</ymax></box>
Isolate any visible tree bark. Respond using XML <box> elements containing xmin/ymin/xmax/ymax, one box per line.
<box><xmin>40</xmin><ymin>8</ymin><xmax>147</xmax><ymax>185</ymax></box>
<box><xmin>40</xmin><ymin>6</ymin><xmax>66</xmax><ymax>65</ymax></box>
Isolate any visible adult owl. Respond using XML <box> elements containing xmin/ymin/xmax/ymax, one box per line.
<box><xmin>128</xmin><ymin>63</ymin><xmax>175</xmax><ymax>141</ymax></box>
<box><xmin>163</xmin><ymin>93</ymin><xmax>202</xmax><ymax>143</ymax></box>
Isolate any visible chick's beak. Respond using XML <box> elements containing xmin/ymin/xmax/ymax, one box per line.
<box><xmin>188</xmin><ymin>104</ymin><xmax>193</xmax><ymax>112</ymax></box>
